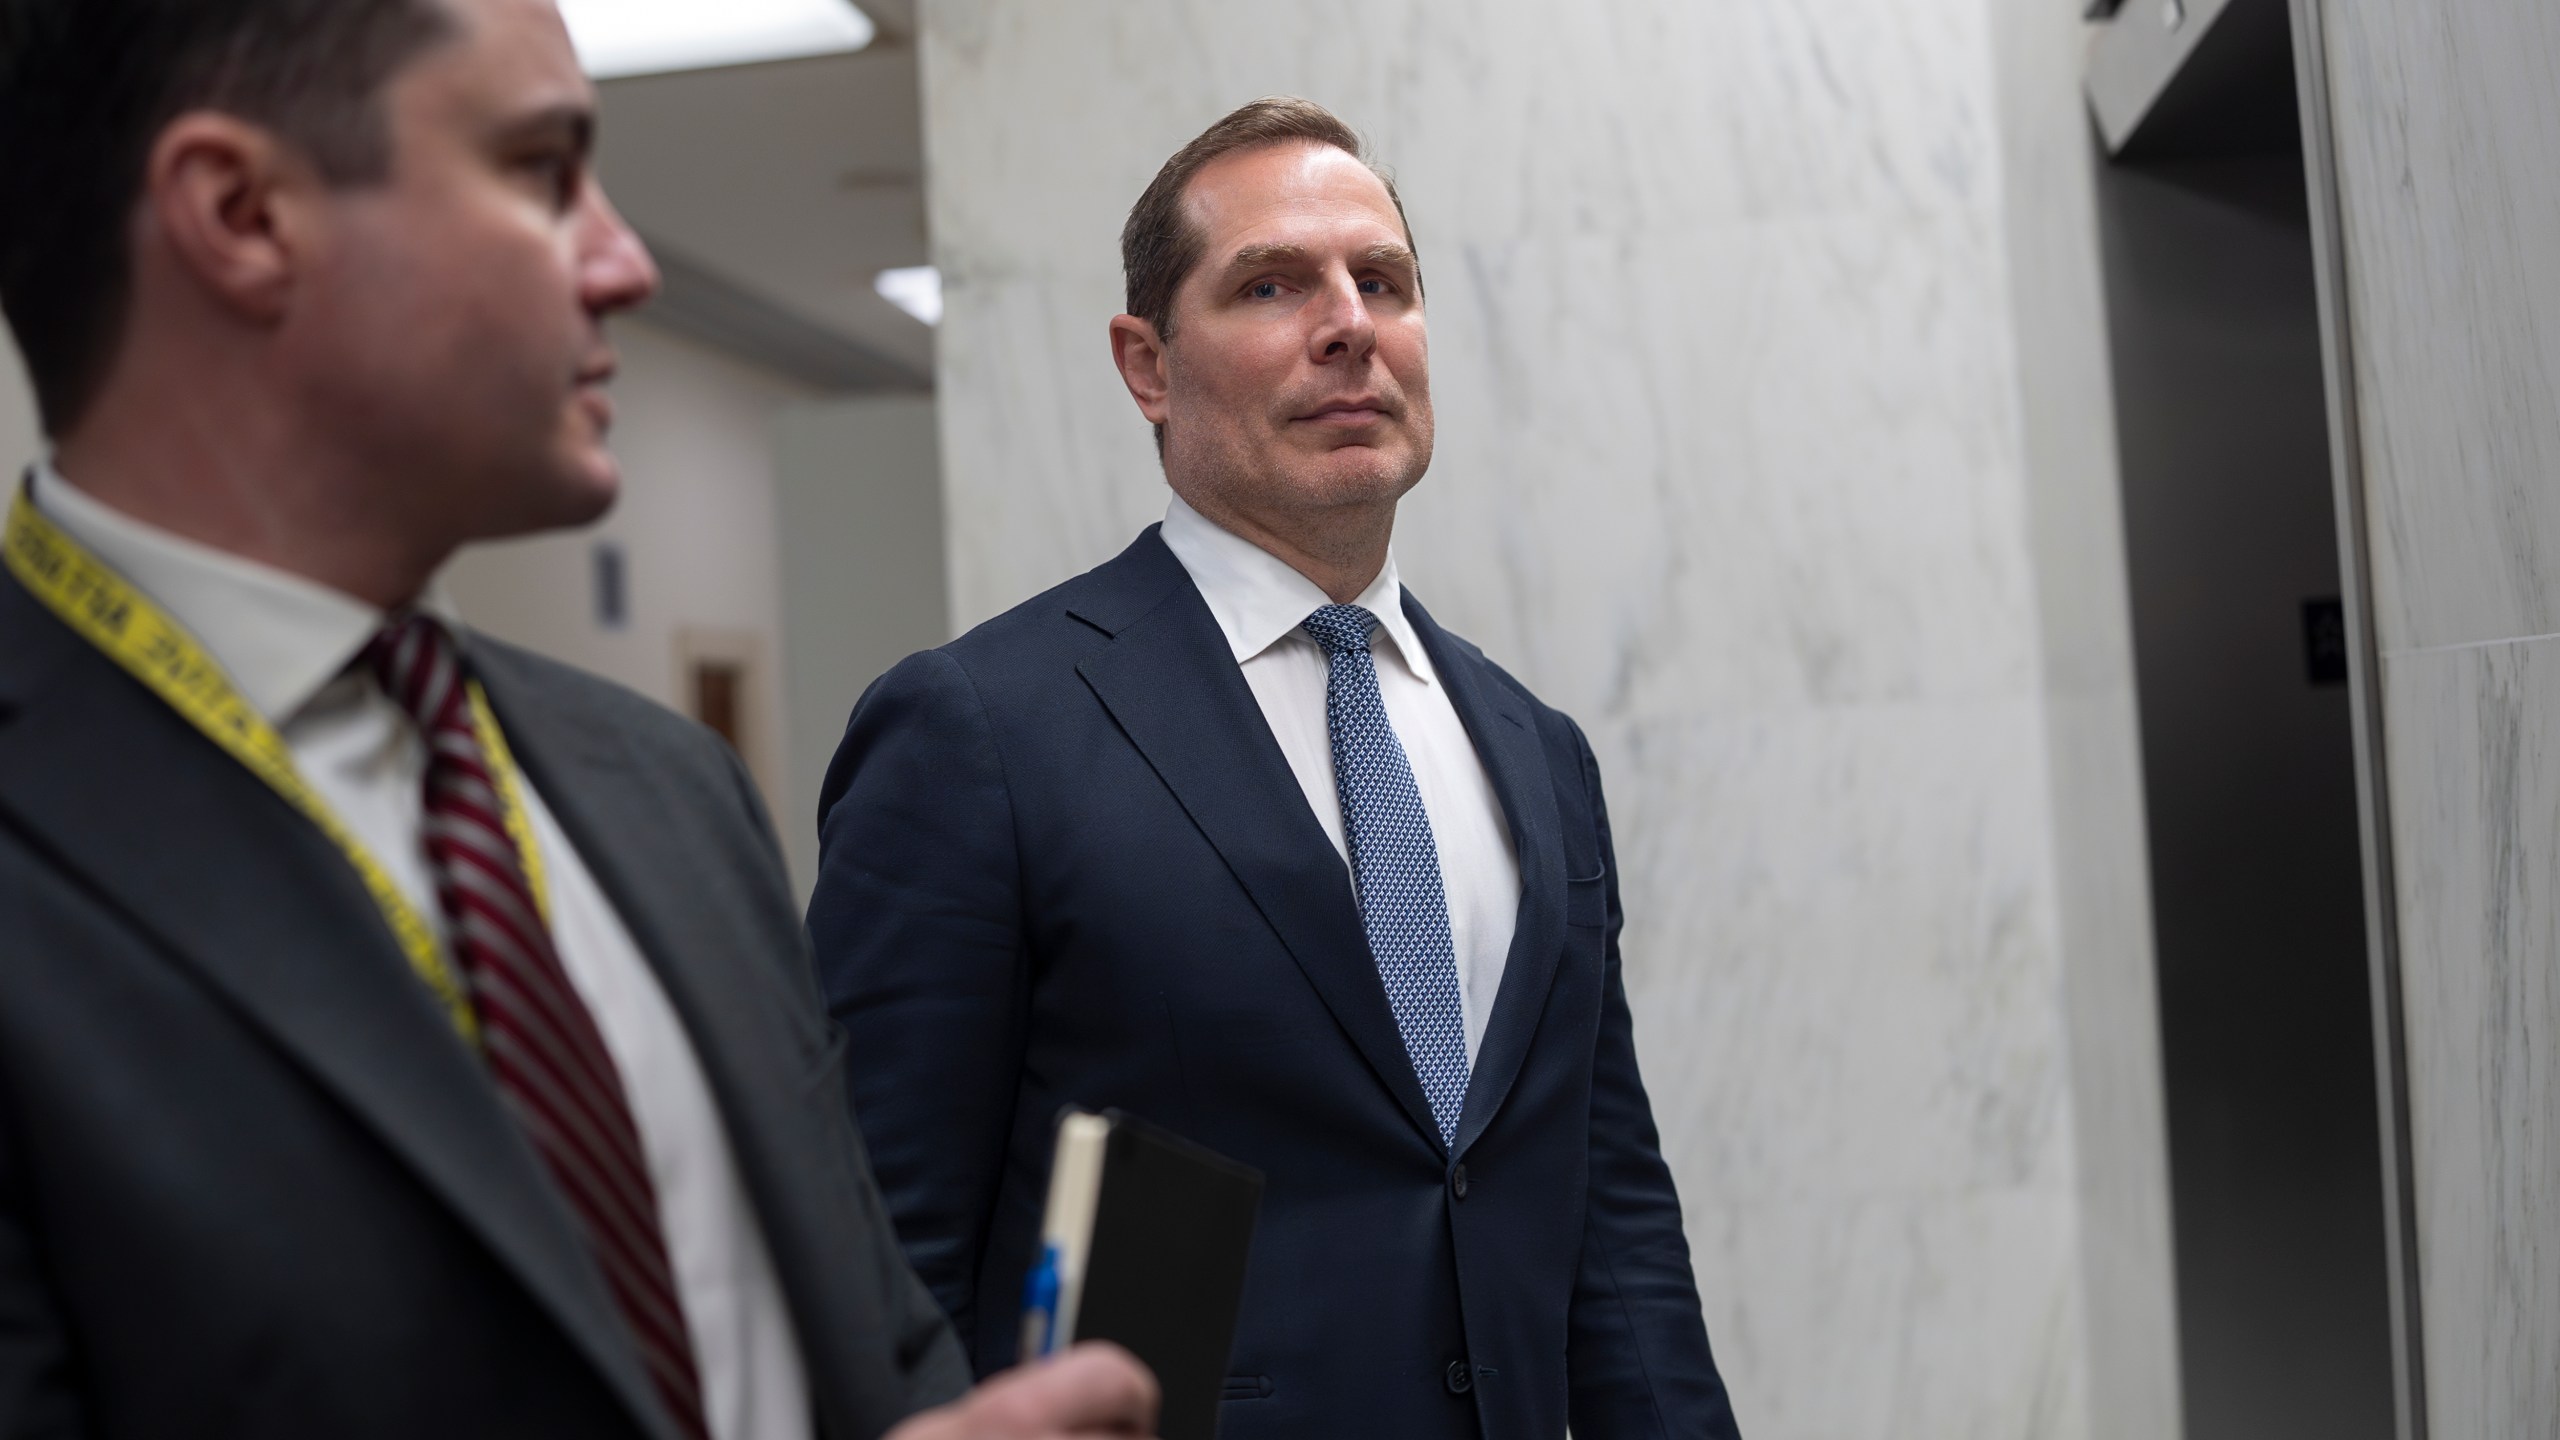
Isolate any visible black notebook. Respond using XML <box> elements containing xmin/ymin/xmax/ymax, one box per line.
<box><xmin>1020</xmin><ymin>1109</ymin><xmax>1264</xmax><ymax>1440</ymax></box>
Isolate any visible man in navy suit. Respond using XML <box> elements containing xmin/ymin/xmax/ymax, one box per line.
<box><xmin>808</xmin><ymin>98</ymin><xmax>1741</xmax><ymax>1440</ymax></box>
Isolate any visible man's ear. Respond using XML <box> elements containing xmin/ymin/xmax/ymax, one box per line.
<box><xmin>142</xmin><ymin>113</ymin><xmax>311</xmax><ymax>324</ymax></box>
<box><xmin>1108</xmin><ymin>314</ymin><xmax>1172</xmax><ymax>426</ymax></box>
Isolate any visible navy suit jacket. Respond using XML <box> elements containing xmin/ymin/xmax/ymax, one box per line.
<box><xmin>809</xmin><ymin>527</ymin><xmax>1739</xmax><ymax>1440</ymax></box>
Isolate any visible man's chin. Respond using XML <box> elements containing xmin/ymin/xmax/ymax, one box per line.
<box><xmin>549</xmin><ymin>449</ymin><xmax>624</xmax><ymax>525</ymax></box>
<box><xmin>468</xmin><ymin>455</ymin><xmax>622</xmax><ymax>543</ymax></box>
<box><xmin>1294</xmin><ymin>443</ymin><xmax>1426</xmax><ymax>500</ymax></box>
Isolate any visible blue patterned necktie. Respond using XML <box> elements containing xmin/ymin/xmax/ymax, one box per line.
<box><xmin>1302</xmin><ymin>603</ymin><xmax>1471</xmax><ymax>1147</ymax></box>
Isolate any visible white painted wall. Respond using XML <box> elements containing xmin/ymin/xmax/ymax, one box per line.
<box><xmin>773</xmin><ymin>394</ymin><xmax>948</xmax><ymax>902</ymax></box>
<box><xmin>917</xmin><ymin>1</ymin><xmax>2177</xmax><ymax>1435</ymax></box>
<box><xmin>445</xmin><ymin>316</ymin><xmax>814</xmax><ymax>830</ymax></box>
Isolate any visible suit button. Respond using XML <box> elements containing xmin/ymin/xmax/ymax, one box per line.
<box><xmin>1452</xmin><ymin>1164</ymin><xmax>1470</xmax><ymax>1200</ymax></box>
<box><xmin>1446</xmin><ymin>1359</ymin><xmax>1473</xmax><ymax>1394</ymax></box>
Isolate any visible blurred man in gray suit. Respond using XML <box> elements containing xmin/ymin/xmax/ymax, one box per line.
<box><xmin>0</xmin><ymin>1</ymin><xmax>1153</xmax><ymax>1436</ymax></box>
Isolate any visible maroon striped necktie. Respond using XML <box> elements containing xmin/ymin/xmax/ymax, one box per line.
<box><xmin>367</xmin><ymin>614</ymin><xmax>712</xmax><ymax>1440</ymax></box>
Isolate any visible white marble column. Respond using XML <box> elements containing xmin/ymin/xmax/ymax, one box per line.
<box><xmin>2312</xmin><ymin>0</ymin><xmax>2560</xmax><ymax>1431</ymax></box>
<box><xmin>918</xmin><ymin>1</ymin><xmax>2180</xmax><ymax>1434</ymax></box>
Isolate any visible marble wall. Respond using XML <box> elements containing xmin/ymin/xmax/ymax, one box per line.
<box><xmin>1985</xmin><ymin>2</ymin><xmax>2182</xmax><ymax>1432</ymax></box>
<box><xmin>919</xmin><ymin>1</ymin><xmax>2179</xmax><ymax>1435</ymax></box>
<box><xmin>2314</xmin><ymin>0</ymin><xmax>2560</xmax><ymax>1430</ymax></box>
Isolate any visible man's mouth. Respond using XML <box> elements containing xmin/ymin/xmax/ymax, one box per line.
<box><xmin>575</xmin><ymin>357</ymin><xmax>618</xmax><ymax>430</ymax></box>
<box><xmin>575</xmin><ymin>383</ymin><xmax>615</xmax><ymax>432</ymax></box>
<box><xmin>1295</xmin><ymin>396</ymin><xmax>1394</xmax><ymax>427</ymax></box>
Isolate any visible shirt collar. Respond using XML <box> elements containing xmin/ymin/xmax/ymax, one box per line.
<box><xmin>1158</xmin><ymin>489</ymin><xmax>1438</xmax><ymax>687</ymax></box>
<box><xmin>29</xmin><ymin>461</ymin><xmax>456</xmax><ymax>724</ymax></box>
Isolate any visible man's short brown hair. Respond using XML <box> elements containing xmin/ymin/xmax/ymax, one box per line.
<box><xmin>0</xmin><ymin>0</ymin><xmax>454</xmax><ymax>434</ymax></box>
<box><xmin>1120</xmin><ymin>96</ymin><xmax>1420</xmax><ymax>345</ymax></box>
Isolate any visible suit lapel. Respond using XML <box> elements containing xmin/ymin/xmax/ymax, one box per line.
<box><xmin>467</xmin><ymin>641</ymin><xmax>914</xmax><ymax>1433</ymax></box>
<box><xmin>1403</xmin><ymin>597</ymin><xmax>1569</xmax><ymax>1161</ymax></box>
<box><xmin>0</xmin><ymin>578</ymin><xmax>678</xmax><ymax>1440</ymax></box>
<box><xmin>1071</xmin><ymin>532</ymin><xmax>1446</xmax><ymax>1153</ymax></box>
<box><xmin>461</xmin><ymin>642</ymin><xmax>819</xmax><ymax>1155</ymax></box>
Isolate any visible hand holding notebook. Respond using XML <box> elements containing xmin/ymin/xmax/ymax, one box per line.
<box><xmin>884</xmin><ymin>1343</ymin><xmax>1159</xmax><ymax>1439</ymax></box>
<box><xmin>1020</xmin><ymin>1110</ymin><xmax>1265</xmax><ymax>1440</ymax></box>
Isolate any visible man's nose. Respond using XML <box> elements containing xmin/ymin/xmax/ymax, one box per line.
<box><xmin>1307</xmin><ymin>269</ymin><xmax>1378</xmax><ymax>362</ymax></box>
<box><xmin>578</xmin><ymin>184</ymin><xmax>662</xmax><ymax>316</ymax></box>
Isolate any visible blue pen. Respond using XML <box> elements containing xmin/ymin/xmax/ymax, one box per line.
<box><xmin>1020</xmin><ymin>1242</ymin><xmax>1064</xmax><ymax>1359</ymax></box>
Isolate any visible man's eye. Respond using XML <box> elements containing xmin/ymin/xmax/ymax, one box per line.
<box><xmin>525</xmin><ymin>155</ymin><xmax>582</xmax><ymax>209</ymax></box>
<box><xmin>1359</xmin><ymin>277</ymin><xmax>1392</xmax><ymax>295</ymax></box>
<box><xmin>1248</xmin><ymin>280</ymin><xmax>1283</xmax><ymax>300</ymax></box>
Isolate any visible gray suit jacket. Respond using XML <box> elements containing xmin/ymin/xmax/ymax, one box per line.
<box><xmin>0</xmin><ymin>569</ymin><xmax>968</xmax><ymax>1439</ymax></box>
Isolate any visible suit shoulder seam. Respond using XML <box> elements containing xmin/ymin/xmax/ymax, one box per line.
<box><xmin>916</xmin><ymin>647</ymin><xmax>1031</xmax><ymax>896</ymax></box>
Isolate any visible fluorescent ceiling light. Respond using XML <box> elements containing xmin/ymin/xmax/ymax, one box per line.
<box><xmin>559</xmin><ymin>0</ymin><xmax>876</xmax><ymax>81</ymax></box>
<box><xmin>875</xmin><ymin>266</ymin><xmax>943</xmax><ymax>327</ymax></box>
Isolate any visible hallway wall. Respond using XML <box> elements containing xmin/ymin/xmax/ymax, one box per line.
<box><xmin>446</xmin><ymin>317</ymin><xmax>813</xmax><ymax>829</ymax></box>
<box><xmin>0</xmin><ymin>336</ymin><xmax>37</xmax><ymax>485</ymax></box>
<box><xmin>773</xmin><ymin>393</ymin><xmax>949</xmax><ymax>903</ymax></box>
<box><xmin>918</xmin><ymin>1</ymin><xmax>2178</xmax><ymax>1435</ymax></box>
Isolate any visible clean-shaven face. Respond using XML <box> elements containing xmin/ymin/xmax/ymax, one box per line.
<box><xmin>287</xmin><ymin>0</ymin><xmax>658</xmax><ymax>547</ymax></box>
<box><xmin>1159</xmin><ymin>140</ymin><xmax>1435</xmax><ymax>527</ymax></box>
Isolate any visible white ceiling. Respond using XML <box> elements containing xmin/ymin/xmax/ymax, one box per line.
<box><xmin>595</xmin><ymin>26</ymin><xmax>933</xmax><ymax>386</ymax></box>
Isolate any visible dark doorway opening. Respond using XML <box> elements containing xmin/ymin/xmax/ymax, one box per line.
<box><xmin>2091</xmin><ymin>3</ymin><xmax>2398</xmax><ymax>1436</ymax></box>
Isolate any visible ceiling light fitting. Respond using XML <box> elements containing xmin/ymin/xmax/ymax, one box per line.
<box><xmin>559</xmin><ymin>0</ymin><xmax>876</xmax><ymax>81</ymax></box>
<box><xmin>874</xmin><ymin>266</ymin><xmax>943</xmax><ymax>327</ymax></box>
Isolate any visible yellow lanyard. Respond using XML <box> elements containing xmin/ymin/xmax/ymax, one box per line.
<box><xmin>3</xmin><ymin>487</ymin><xmax>552</xmax><ymax>1046</ymax></box>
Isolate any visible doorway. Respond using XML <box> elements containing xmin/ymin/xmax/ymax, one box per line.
<box><xmin>2088</xmin><ymin>1</ymin><xmax>2398</xmax><ymax>1435</ymax></box>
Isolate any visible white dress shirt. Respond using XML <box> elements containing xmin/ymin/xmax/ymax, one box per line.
<box><xmin>1158</xmin><ymin>492</ymin><xmax>1521</xmax><ymax>1059</ymax></box>
<box><xmin>29</xmin><ymin>465</ymin><xmax>811</xmax><ymax>1440</ymax></box>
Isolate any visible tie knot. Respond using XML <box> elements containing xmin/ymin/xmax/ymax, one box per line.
<box><xmin>1301</xmin><ymin>604</ymin><xmax>1379</xmax><ymax>658</ymax></box>
<box><xmin>365</xmin><ymin>611</ymin><xmax>465</xmax><ymax>728</ymax></box>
